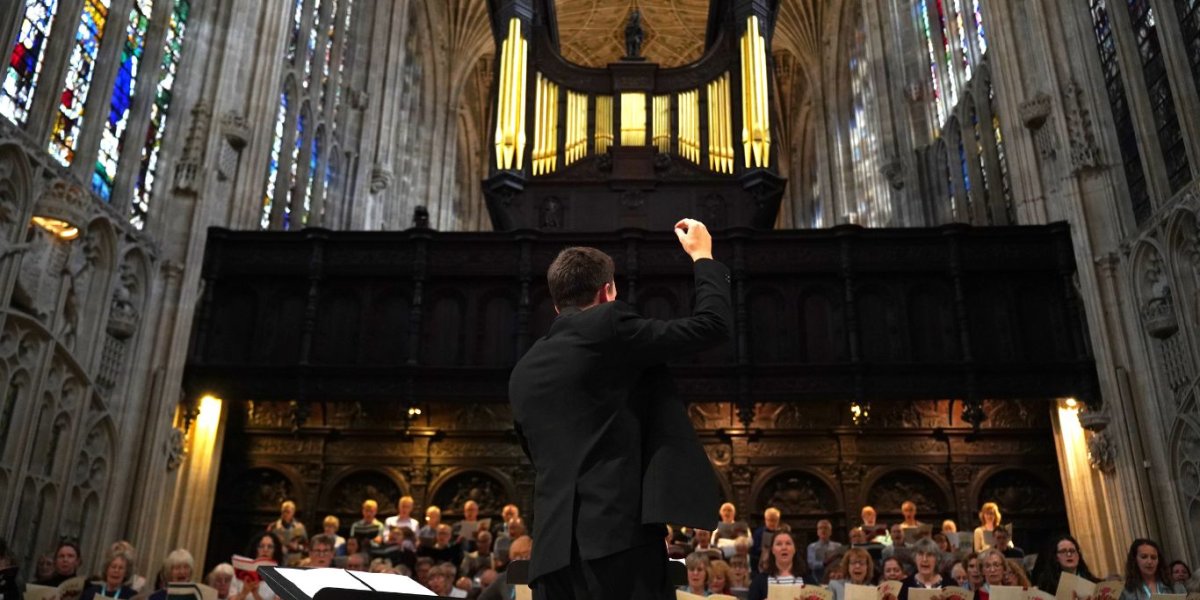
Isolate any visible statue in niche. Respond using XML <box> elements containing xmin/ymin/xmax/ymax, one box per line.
<box><xmin>624</xmin><ymin>9</ymin><xmax>644</xmax><ymax>59</ymax></box>
<box><xmin>539</xmin><ymin>197</ymin><xmax>562</xmax><ymax>229</ymax></box>
<box><xmin>412</xmin><ymin>205</ymin><xmax>430</xmax><ymax>229</ymax></box>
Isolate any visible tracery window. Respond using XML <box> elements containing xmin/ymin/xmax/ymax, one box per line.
<box><xmin>1</xmin><ymin>0</ymin><xmax>192</xmax><ymax>230</ymax></box>
<box><xmin>1125</xmin><ymin>0</ymin><xmax>1189</xmax><ymax>194</ymax></box>
<box><xmin>848</xmin><ymin>7</ymin><xmax>887</xmax><ymax>226</ymax></box>
<box><xmin>1</xmin><ymin>0</ymin><xmax>61</xmax><ymax>125</ymax></box>
<box><xmin>262</xmin><ymin>0</ymin><xmax>356</xmax><ymax>230</ymax></box>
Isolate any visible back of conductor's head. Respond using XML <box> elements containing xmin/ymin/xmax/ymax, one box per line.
<box><xmin>547</xmin><ymin>247</ymin><xmax>615</xmax><ymax>311</ymax></box>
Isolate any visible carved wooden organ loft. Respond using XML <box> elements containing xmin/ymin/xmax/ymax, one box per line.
<box><xmin>484</xmin><ymin>0</ymin><xmax>785</xmax><ymax>231</ymax></box>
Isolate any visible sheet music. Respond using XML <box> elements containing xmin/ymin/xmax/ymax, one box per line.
<box><xmin>345</xmin><ymin>572</ymin><xmax>434</xmax><ymax>596</ymax></box>
<box><xmin>272</xmin><ymin>568</ymin><xmax>370</xmax><ymax>598</ymax></box>
<box><xmin>845</xmin><ymin>583</ymin><xmax>877</xmax><ymax>600</ymax></box>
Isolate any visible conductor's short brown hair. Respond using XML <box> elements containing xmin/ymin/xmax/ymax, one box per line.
<box><xmin>547</xmin><ymin>247</ymin><xmax>614</xmax><ymax>309</ymax></box>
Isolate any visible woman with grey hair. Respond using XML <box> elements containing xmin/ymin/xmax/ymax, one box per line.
<box><xmin>205</xmin><ymin>564</ymin><xmax>241</xmax><ymax>600</ymax></box>
<box><xmin>79</xmin><ymin>552</ymin><xmax>137</xmax><ymax>600</ymax></box>
<box><xmin>900</xmin><ymin>539</ymin><xmax>946</xmax><ymax>600</ymax></box>
<box><xmin>146</xmin><ymin>549</ymin><xmax>194</xmax><ymax>600</ymax></box>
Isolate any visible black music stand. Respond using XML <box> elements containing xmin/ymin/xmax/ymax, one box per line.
<box><xmin>259</xmin><ymin>567</ymin><xmax>433</xmax><ymax>600</ymax></box>
<box><xmin>503</xmin><ymin>560</ymin><xmax>688</xmax><ymax>586</ymax></box>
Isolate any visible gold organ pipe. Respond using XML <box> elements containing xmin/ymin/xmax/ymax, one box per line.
<box><xmin>679</xmin><ymin>89</ymin><xmax>699</xmax><ymax>163</ymax></box>
<box><xmin>595</xmin><ymin>96</ymin><xmax>613</xmax><ymax>153</ymax></box>
<box><xmin>494</xmin><ymin>18</ymin><xmax>528</xmax><ymax>171</ymax></box>
<box><xmin>707</xmin><ymin>73</ymin><xmax>733</xmax><ymax>174</ymax></box>
<box><xmin>740</xmin><ymin>15</ymin><xmax>772</xmax><ymax>168</ymax></box>
<box><xmin>565</xmin><ymin>91</ymin><xmax>587</xmax><ymax>165</ymax></box>
<box><xmin>620</xmin><ymin>92</ymin><xmax>646</xmax><ymax>146</ymax></box>
<box><xmin>653</xmin><ymin>95</ymin><xmax>670</xmax><ymax>153</ymax></box>
<box><xmin>533</xmin><ymin>73</ymin><xmax>559</xmax><ymax>175</ymax></box>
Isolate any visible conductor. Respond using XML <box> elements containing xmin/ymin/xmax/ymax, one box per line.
<box><xmin>509</xmin><ymin>219</ymin><xmax>733</xmax><ymax>600</ymax></box>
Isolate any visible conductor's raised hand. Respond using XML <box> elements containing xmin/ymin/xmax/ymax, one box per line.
<box><xmin>674</xmin><ymin>218</ymin><xmax>713</xmax><ymax>261</ymax></box>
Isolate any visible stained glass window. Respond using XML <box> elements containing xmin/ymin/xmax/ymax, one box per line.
<box><xmin>286</xmin><ymin>0</ymin><xmax>304</xmax><ymax>63</ymax></box>
<box><xmin>934</xmin><ymin>0</ymin><xmax>958</xmax><ymax>109</ymax></box>
<box><xmin>1089</xmin><ymin>0</ymin><xmax>1150</xmax><ymax>223</ymax></box>
<box><xmin>849</xmin><ymin>13</ymin><xmax>884</xmax><ymax>226</ymax></box>
<box><xmin>918</xmin><ymin>0</ymin><xmax>946</xmax><ymax>126</ymax></box>
<box><xmin>2</xmin><ymin>0</ymin><xmax>61</xmax><ymax>125</ymax></box>
<box><xmin>48</xmin><ymin>0</ymin><xmax>111</xmax><ymax>166</ymax></box>
<box><xmin>953</xmin><ymin>0</ymin><xmax>972</xmax><ymax>81</ymax></box>
<box><xmin>1126</xmin><ymin>0</ymin><xmax>1190</xmax><ymax>193</ymax></box>
<box><xmin>262</xmin><ymin>89</ymin><xmax>288</xmax><ymax>229</ymax></box>
<box><xmin>131</xmin><ymin>0</ymin><xmax>190</xmax><ymax>229</ymax></box>
<box><xmin>319</xmin><ymin>0</ymin><xmax>339</xmax><ymax>109</ymax></box>
<box><xmin>94</xmin><ymin>0</ymin><xmax>153</xmax><ymax>200</ymax></box>
<box><xmin>333</xmin><ymin>0</ymin><xmax>353</xmax><ymax>123</ymax></box>
<box><xmin>973</xmin><ymin>0</ymin><xmax>988</xmax><ymax>55</ymax></box>
<box><xmin>284</xmin><ymin>110</ymin><xmax>304</xmax><ymax>229</ymax></box>
<box><xmin>970</xmin><ymin>104</ymin><xmax>990</xmax><ymax>220</ymax></box>
<box><xmin>305</xmin><ymin>0</ymin><xmax>321</xmax><ymax>85</ymax></box>
<box><xmin>304</xmin><ymin>128</ymin><xmax>321</xmax><ymax>225</ymax></box>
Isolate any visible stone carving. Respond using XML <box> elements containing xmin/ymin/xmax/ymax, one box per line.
<box><xmin>431</xmin><ymin>471</ymin><xmax>508</xmax><ymax>516</ymax></box>
<box><xmin>166</xmin><ymin>427</ymin><xmax>186</xmax><ymax>471</ymax></box>
<box><xmin>539</xmin><ymin>197</ymin><xmax>563</xmax><ymax>229</ymax></box>
<box><xmin>331</xmin><ymin>471</ymin><xmax>401</xmax><ymax>514</ymax></box>
<box><xmin>880</xmin><ymin>158</ymin><xmax>904</xmax><ymax>190</ymax></box>
<box><xmin>1086</xmin><ymin>430</ymin><xmax>1116</xmax><ymax>474</ymax></box>
<box><xmin>866</xmin><ymin>471</ymin><xmax>944</xmax><ymax>513</ymax></box>
<box><xmin>221</xmin><ymin>110</ymin><xmax>252</xmax><ymax>150</ymax></box>
<box><xmin>1019</xmin><ymin>93</ymin><xmax>1052</xmax><ymax>130</ymax></box>
<box><xmin>107</xmin><ymin>263</ymin><xmax>139</xmax><ymax>339</ymax></box>
<box><xmin>624</xmin><ymin>9</ymin><xmax>644</xmax><ymax>59</ymax></box>
<box><xmin>838</xmin><ymin>462</ymin><xmax>869</xmax><ymax>485</ymax></box>
<box><xmin>370</xmin><ymin>165</ymin><xmax>394</xmax><ymax>193</ymax></box>
<box><xmin>1141</xmin><ymin>252</ymin><xmax>1178</xmax><ymax>338</ymax></box>
<box><xmin>1172</xmin><ymin>411</ymin><xmax>1200</xmax><ymax>523</ymax></box>
<box><xmin>758</xmin><ymin>471</ymin><xmax>836</xmax><ymax>514</ymax></box>
<box><xmin>1062</xmin><ymin>80</ymin><xmax>1101</xmax><ymax>173</ymax></box>
<box><xmin>247</xmin><ymin>400</ymin><xmax>292</xmax><ymax>428</ymax></box>
<box><xmin>174</xmin><ymin>102</ymin><xmax>212</xmax><ymax>193</ymax></box>
<box><xmin>730</xmin><ymin>464</ymin><xmax>755</xmax><ymax>486</ymax></box>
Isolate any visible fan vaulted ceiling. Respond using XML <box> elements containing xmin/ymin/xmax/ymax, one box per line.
<box><xmin>553</xmin><ymin>0</ymin><xmax>710</xmax><ymax>67</ymax></box>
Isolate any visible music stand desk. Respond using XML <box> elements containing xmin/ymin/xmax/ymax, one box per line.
<box><xmin>259</xmin><ymin>567</ymin><xmax>434</xmax><ymax>600</ymax></box>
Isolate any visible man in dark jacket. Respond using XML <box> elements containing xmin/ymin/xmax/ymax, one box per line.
<box><xmin>509</xmin><ymin>218</ymin><xmax>731</xmax><ymax>600</ymax></box>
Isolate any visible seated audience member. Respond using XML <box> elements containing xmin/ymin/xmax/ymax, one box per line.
<box><xmin>478</xmin><ymin>536</ymin><xmax>530</xmax><ymax>600</ymax></box>
<box><xmin>1004</xmin><ymin>558</ymin><xmax>1030</xmax><ymax>588</ymax></box>
<box><xmin>384</xmin><ymin>496</ymin><xmax>420</xmax><ymax>537</ymax></box>
<box><xmin>693</xmin><ymin>529</ymin><xmax>723</xmax><ymax>562</ymax></box>
<box><xmin>491</xmin><ymin>505</ymin><xmax>520</xmax><ymax>538</ymax></box>
<box><xmin>451</xmin><ymin>501</ymin><xmax>483</xmax><ymax>549</ymax></box>
<box><xmin>974</xmin><ymin>503</ymin><xmax>1002</xmax><ymax>552</ymax></box>
<box><xmin>424</xmin><ymin>563</ymin><xmax>461</xmax><ymax>598</ymax></box>
<box><xmin>492</xmin><ymin>517</ymin><xmax>525</xmax><ymax>565</ymax></box>
<box><xmin>321</xmin><ymin>516</ymin><xmax>346</xmax><ymax>555</ymax></box>
<box><xmin>992</xmin><ymin>528</ymin><xmax>1023</xmax><ymax>559</ymax></box>
<box><xmin>943</xmin><ymin>520</ymin><xmax>961</xmax><ymax>550</ymax></box>
<box><xmin>80</xmin><ymin>552</ymin><xmax>137</xmax><ymax>600</ymax></box>
<box><xmin>350</xmin><ymin>500</ymin><xmax>383</xmax><ymax>546</ymax></box>
<box><xmin>368</xmin><ymin>558</ymin><xmax>394</xmax><ymax>574</ymax></box>
<box><xmin>808</xmin><ymin>519</ymin><xmax>844</xmax><ymax>583</ymax></box>
<box><xmin>345</xmin><ymin>553</ymin><xmax>368</xmax><ymax>572</ymax></box>
<box><xmin>417</xmin><ymin>524</ymin><xmax>462</xmax><ymax>566</ymax></box>
<box><xmin>859</xmin><ymin>506</ymin><xmax>888</xmax><ymax>541</ymax></box>
<box><xmin>681</xmin><ymin>551</ymin><xmax>712</xmax><ymax>596</ymax></box>
<box><xmin>966</xmin><ymin>552</ymin><xmax>985</xmax><ymax>590</ymax></box>
<box><xmin>882</xmin><ymin>557</ymin><xmax>908</xmax><ymax>583</ymax></box>
<box><xmin>1031</xmin><ymin>534</ymin><xmax>1097</xmax><ymax>593</ymax></box>
<box><xmin>829</xmin><ymin>547</ymin><xmax>877</xmax><ymax>600</ymax></box>
<box><xmin>951</xmin><ymin>562</ymin><xmax>969</xmax><ymax>587</ymax></box>
<box><xmin>751</xmin><ymin>507</ymin><xmax>785</xmax><ymax>574</ymax></box>
<box><xmin>37</xmin><ymin>542</ymin><xmax>82</xmax><ymax>586</ymax></box>
<box><xmin>729</xmin><ymin>555</ymin><xmax>752</xmax><ymax>591</ymax></box>
<box><xmin>460</xmin><ymin>530</ymin><xmax>494</xmax><ymax>578</ymax></box>
<box><xmin>901</xmin><ymin>539</ymin><xmax>946</xmax><ymax>600</ymax></box>
<box><xmin>106</xmin><ymin>541</ymin><xmax>148</xmax><ymax>592</ymax></box>
<box><xmin>206</xmin><ymin>564</ymin><xmax>240</xmax><ymax>600</ymax></box>
<box><xmin>417</xmin><ymin>506</ymin><xmax>442</xmax><ymax>547</ymax></box>
<box><xmin>748</xmin><ymin>530</ymin><xmax>806</xmax><ymax>600</ymax></box>
<box><xmin>303</xmin><ymin>535</ymin><xmax>336</xmax><ymax>568</ymax></box>
<box><xmin>1120</xmin><ymin>538</ymin><xmax>1186</xmax><ymax>600</ymax></box>
<box><xmin>979</xmin><ymin>548</ymin><xmax>1009</xmax><ymax>599</ymax></box>
<box><xmin>1168</xmin><ymin>561</ymin><xmax>1193</xmax><ymax>590</ymax></box>
<box><xmin>267</xmin><ymin>500</ymin><xmax>307</xmax><ymax>566</ymax></box>
<box><xmin>710</xmin><ymin>560</ymin><xmax>733</xmax><ymax>595</ymax></box>
<box><xmin>146</xmin><ymin>549</ymin><xmax>196</xmax><ymax>600</ymax></box>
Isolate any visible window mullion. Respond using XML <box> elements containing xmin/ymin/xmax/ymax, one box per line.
<box><xmin>1147</xmin><ymin>0</ymin><xmax>1200</xmax><ymax>178</ymax></box>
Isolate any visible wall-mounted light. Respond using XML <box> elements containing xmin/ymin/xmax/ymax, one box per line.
<box><xmin>850</xmin><ymin>400</ymin><xmax>870</xmax><ymax>426</ymax></box>
<box><xmin>31</xmin><ymin>181</ymin><xmax>88</xmax><ymax>241</ymax></box>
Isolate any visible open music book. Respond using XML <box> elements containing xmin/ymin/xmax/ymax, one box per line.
<box><xmin>260</xmin><ymin>568</ymin><xmax>433</xmax><ymax>599</ymax></box>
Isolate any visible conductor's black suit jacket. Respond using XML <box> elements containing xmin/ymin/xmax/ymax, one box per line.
<box><xmin>508</xmin><ymin>258</ymin><xmax>732</xmax><ymax>583</ymax></box>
